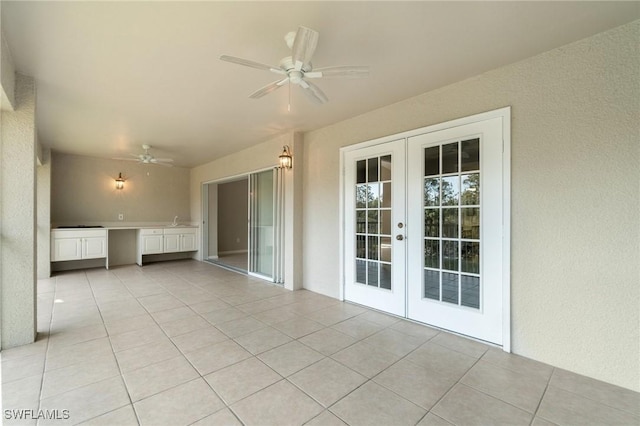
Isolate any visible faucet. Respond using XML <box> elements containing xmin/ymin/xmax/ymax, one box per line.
<box><xmin>171</xmin><ymin>216</ymin><xmax>179</xmax><ymax>227</ymax></box>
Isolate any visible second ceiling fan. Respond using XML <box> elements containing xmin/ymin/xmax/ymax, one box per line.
<box><xmin>220</xmin><ymin>26</ymin><xmax>369</xmax><ymax>105</ymax></box>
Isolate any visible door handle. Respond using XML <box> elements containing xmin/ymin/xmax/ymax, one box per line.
<box><xmin>396</xmin><ymin>235</ymin><xmax>404</xmax><ymax>241</ymax></box>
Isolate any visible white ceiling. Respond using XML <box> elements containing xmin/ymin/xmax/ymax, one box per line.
<box><xmin>2</xmin><ymin>1</ymin><xmax>638</xmax><ymax>167</ymax></box>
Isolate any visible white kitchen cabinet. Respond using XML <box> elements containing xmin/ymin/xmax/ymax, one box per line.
<box><xmin>181</xmin><ymin>232</ymin><xmax>197</xmax><ymax>251</ymax></box>
<box><xmin>164</xmin><ymin>228</ymin><xmax>198</xmax><ymax>252</ymax></box>
<box><xmin>139</xmin><ymin>229</ymin><xmax>164</xmax><ymax>255</ymax></box>
<box><xmin>51</xmin><ymin>229</ymin><xmax>107</xmax><ymax>262</ymax></box>
<box><xmin>137</xmin><ymin>227</ymin><xmax>198</xmax><ymax>265</ymax></box>
<box><xmin>163</xmin><ymin>233</ymin><xmax>180</xmax><ymax>252</ymax></box>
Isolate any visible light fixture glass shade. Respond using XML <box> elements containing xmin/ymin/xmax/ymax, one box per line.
<box><xmin>279</xmin><ymin>146</ymin><xmax>292</xmax><ymax>169</ymax></box>
<box><xmin>115</xmin><ymin>173</ymin><xmax>125</xmax><ymax>189</ymax></box>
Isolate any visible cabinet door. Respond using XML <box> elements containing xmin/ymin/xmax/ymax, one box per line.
<box><xmin>83</xmin><ymin>237</ymin><xmax>107</xmax><ymax>259</ymax></box>
<box><xmin>164</xmin><ymin>234</ymin><xmax>180</xmax><ymax>253</ymax></box>
<box><xmin>53</xmin><ymin>238</ymin><xmax>82</xmax><ymax>261</ymax></box>
<box><xmin>180</xmin><ymin>233</ymin><xmax>197</xmax><ymax>252</ymax></box>
<box><xmin>142</xmin><ymin>235</ymin><xmax>164</xmax><ymax>254</ymax></box>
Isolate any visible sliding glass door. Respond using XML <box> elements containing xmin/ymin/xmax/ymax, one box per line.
<box><xmin>249</xmin><ymin>170</ymin><xmax>275</xmax><ymax>279</ymax></box>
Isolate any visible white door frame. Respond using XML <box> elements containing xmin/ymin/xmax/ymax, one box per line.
<box><xmin>340</xmin><ymin>107</ymin><xmax>511</xmax><ymax>351</ymax></box>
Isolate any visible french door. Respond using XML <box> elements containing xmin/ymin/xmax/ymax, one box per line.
<box><xmin>343</xmin><ymin>111</ymin><xmax>509</xmax><ymax>346</ymax></box>
<box><xmin>344</xmin><ymin>140</ymin><xmax>406</xmax><ymax>316</ymax></box>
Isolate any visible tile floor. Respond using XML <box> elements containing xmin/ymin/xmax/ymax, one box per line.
<box><xmin>1</xmin><ymin>260</ymin><xmax>638</xmax><ymax>426</ymax></box>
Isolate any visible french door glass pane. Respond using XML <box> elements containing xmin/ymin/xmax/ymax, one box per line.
<box><xmin>461</xmin><ymin>275</ymin><xmax>480</xmax><ymax>308</ymax></box>
<box><xmin>381</xmin><ymin>210</ymin><xmax>391</xmax><ymax>235</ymax></box>
<box><xmin>424</xmin><ymin>178</ymin><xmax>440</xmax><ymax>206</ymax></box>
<box><xmin>424</xmin><ymin>146</ymin><xmax>439</xmax><ymax>176</ymax></box>
<box><xmin>422</xmin><ymin>140</ymin><xmax>481</xmax><ymax>309</ymax></box>
<box><xmin>442</xmin><ymin>176</ymin><xmax>459</xmax><ymax>206</ymax></box>
<box><xmin>442</xmin><ymin>208</ymin><xmax>458</xmax><ymax>238</ymax></box>
<box><xmin>380</xmin><ymin>155</ymin><xmax>392</xmax><ymax>181</ymax></box>
<box><xmin>355</xmin><ymin>153</ymin><xmax>393</xmax><ymax>291</ymax></box>
<box><xmin>380</xmin><ymin>264</ymin><xmax>392</xmax><ymax>290</ymax></box>
<box><xmin>424</xmin><ymin>209</ymin><xmax>439</xmax><ymax>237</ymax></box>
<box><xmin>442</xmin><ymin>272</ymin><xmax>459</xmax><ymax>304</ymax></box>
<box><xmin>461</xmin><ymin>241</ymin><xmax>480</xmax><ymax>273</ymax></box>
<box><xmin>442</xmin><ymin>143</ymin><xmax>459</xmax><ymax>174</ymax></box>
<box><xmin>424</xmin><ymin>270</ymin><xmax>439</xmax><ymax>300</ymax></box>
<box><xmin>461</xmin><ymin>208</ymin><xmax>480</xmax><ymax>239</ymax></box>
<box><xmin>424</xmin><ymin>239</ymin><xmax>439</xmax><ymax>268</ymax></box>
<box><xmin>461</xmin><ymin>174</ymin><xmax>480</xmax><ymax>205</ymax></box>
<box><xmin>461</xmin><ymin>138</ymin><xmax>480</xmax><ymax>172</ymax></box>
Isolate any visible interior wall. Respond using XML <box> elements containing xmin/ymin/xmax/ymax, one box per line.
<box><xmin>217</xmin><ymin>178</ymin><xmax>248</xmax><ymax>254</ymax></box>
<box><xmin>302</xmin><ymin>21</ymin><xmax>639</xmax><ymax>391</ymax></box>
<box><xmin>51</xmin><ymin>152</ymin><xmax>191</xmax><ymax>225</ymax></box>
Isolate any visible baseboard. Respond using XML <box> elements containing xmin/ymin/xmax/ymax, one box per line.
<box><xmin>218</xmin><ymin>250</ymin><xmax>248</xmax><ymax>255</ymax></box>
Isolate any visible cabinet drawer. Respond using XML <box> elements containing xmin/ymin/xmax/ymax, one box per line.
<box><xmin>139</xmin><ymin>228</ymin><xmax>164</xmax><ymax>235</ymax></box>
<box><xmin>164</xmin><ymin>227</ymin><xmax>197</xmax><ymax>235</ymax></box>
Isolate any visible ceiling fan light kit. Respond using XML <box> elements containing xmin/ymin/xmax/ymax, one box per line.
<box><xmin>220</xmin><ymin>26</ymin><xmax>369</xmax><ymax>106</ymax></box>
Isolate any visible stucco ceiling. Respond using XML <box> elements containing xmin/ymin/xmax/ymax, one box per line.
<box><xmin>2</xmin><ymin>1</ymin><xmax>638</xmax><ymax>167</ymax></box>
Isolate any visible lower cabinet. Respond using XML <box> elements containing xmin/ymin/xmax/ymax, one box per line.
<box><xmin>51</xmin><ymin>229</ymin><xmax>107</xmax><ymax>262</ymax></box>
<box><xmin>137</xmin><ymin>227</ymin><xmax>198</xmax><ymax>265</ymax></box>
<box><xmin>163</xmin><ymin>228</ymin><xmax>197</xmax><ymax>252</ymax></box>
<box><xmin>140</xmin><ymin>229</ymin><xmax>164</xmax><ymax>255</ymax></box>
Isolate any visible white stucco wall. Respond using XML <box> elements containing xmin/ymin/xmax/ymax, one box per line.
<box><xmin>302</xmin><ymin>21</ymin><xmax>639</xmax><ymax>391</ymax></box>
<box><xmin>1</xmin><ymin>73</ymin><xmax>37</xmax><ymax>349</ymax></box>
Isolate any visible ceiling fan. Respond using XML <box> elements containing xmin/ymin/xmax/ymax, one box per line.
<box><xmin>113</xmin><ymin>144</ymin><xmax>174</xmax><ymax>167</ymax></box>
<box><xmin>220</xmin><ymin>26</ymin><xmax>369</xmax><ymax>105</ymax></box>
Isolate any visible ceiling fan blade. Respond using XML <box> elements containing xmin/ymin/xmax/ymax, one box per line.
<box><xmin>112</xmin><ymin>157</ymin><xmax>140</xmax><ymax>162</ymax></box>
<box><xmin>149</xmin><ymin>158</ymin><xmax>173</xmax><ymax>166</ymax></box>
<box><xmin>249</xmin><ymin>78</ymin><xmax>289</xmax><ymax>99</ymax></box>
<box><xmin>299</xmin><ymin>80</ymin><xmax>328</xmax><ymax>104</ymax></box>
<box><xmin>292</xmin><ymin>26</ymin><xmax>318</xmax><ymax>71</ymax></box>
<box><xmin>306</xmin><ymin>66</ymin><xmax>369</xmax><ymax>79</ymax></box>
<box><xmin>219</xmin><ymin>55</ymin><xmax>286</xmax><ymax>75</ymax></box>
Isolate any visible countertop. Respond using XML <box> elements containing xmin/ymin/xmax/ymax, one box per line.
<box><xmin>52</xmin><ymin>223</ymin><xmax>199</xmax><ymax>231</ymax></box>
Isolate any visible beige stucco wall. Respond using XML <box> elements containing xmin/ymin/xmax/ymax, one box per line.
<box><xmin>51</xmin><ymin>152</ymin><xmax>191</xmax><ymax>226</ymax></box>
<box><xmin>303</xmin><ymin>21</ymin><xmax>639</xmax><ymax>391</ymax></box>
<box><xmin>1</xmin><ymin>73</ymin><xmax>37</xmax><ymax>349</ymax></box>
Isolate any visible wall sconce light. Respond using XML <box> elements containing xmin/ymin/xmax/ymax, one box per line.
<box><xmin>279</xmin><ymin>145</ymin><xmax>292</xmax><ymax>169</ymax></box>
<box><xmin>115</xmin><ymin>172</ymin><xmax>125</xmax><ymax>190</ymax></box>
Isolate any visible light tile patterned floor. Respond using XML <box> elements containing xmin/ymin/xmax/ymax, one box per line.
<box><xmin>2</xmin><ymin>260</ymin><xmax>639</xmax><ymax>426</ymax></box>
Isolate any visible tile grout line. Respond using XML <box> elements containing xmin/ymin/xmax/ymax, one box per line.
<box><xmin>87</xmin><ymin>269</ymin><xmax>142</xmax><ymax>426</ymax></box>
<box><xmin>35</xmin><ymin>273</ymin><xmax>58</xmax><ymax>425</ymax></box>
